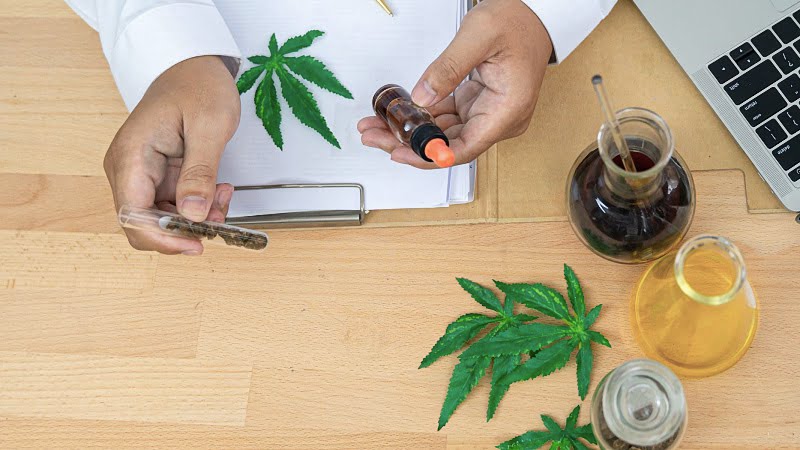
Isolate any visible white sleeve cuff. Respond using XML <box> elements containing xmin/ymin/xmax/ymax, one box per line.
<box><xmin>107</xmin><ymin>3</ymin><xmax>241</xmax><ymax>110</ymax></box>
<box><xmin>521</xmin><ymin>0</ymin><xmax>613</xmax><ymax>63</ymax></box>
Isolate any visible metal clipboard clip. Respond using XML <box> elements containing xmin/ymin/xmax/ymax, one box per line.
<box><xmin>225</xmin><ymin>183</ymin><xmax>366</xmax><ymax>229</ymax></box>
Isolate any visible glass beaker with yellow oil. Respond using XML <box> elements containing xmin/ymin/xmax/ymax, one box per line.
<box><xmin>631</xmin><ymin>235</ymin><xmax>759</xmax><ymax>377</ymax></box>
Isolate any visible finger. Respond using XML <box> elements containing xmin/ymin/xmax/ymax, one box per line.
<box><xmin>361</xmin><ymin>128</ymin><xmax>405</xmax><ymax>153</ymax></box>
<box><xmin>123</xmin><ymin>228</ymin><xmax>204</xmax><ymax>256</ymax></box>
<box><xmin>427</xmin><ymin>96</ymin><xmax>457</xmax><ymax>116</ymax></box>
<box><xmin>206</xmin><ymin>183</ymin><xmax>234</xmax><ymax>223</ymax></box>
<box><xmin>435</xmin><ymin>114</ymin><xmax>462</xmax><ymax>131</ymax></box>
<box><xmin>389</xmin><ymin>146</ymin><xmax>438</xmax><ymax>169</ymax></box>
<box><xmin>357</xmin><ymin>116</ymin><xmax>389</xmax><ymax>133</ymax></box>
<box><xmin>454</xmin><ymin>80</ymin><xmax>484</xmax><ymax>120</ymax></box>
<box><xmin>155</xmin><ymin>201</ymin><xmax>178</xmax><ymax>214</ymax></box>
<box><xmin>154</xmin><ymin>157</ymin><xmax>182</xmax><ymax>205</ymax></box>
<box><xmin>449</xmin><ymin>121</ymin><xmax>497</xmax><ymax>164</ymax></box>
<box><xmin>443</xmin><ymin>124</ymin><xmax>465</xmax><ymax>141</ymax></box>
<box><xmin>218</xmin><ymin>183</ymin><xmax>234</xmax><ymax>218</ymax></box>
<box><xmin>360</xmin><ymin>128</ymin><xmax>438</xmax><ymax>169</ymax></box>
<box><xmin>115</xmin><ymin>169</ymin><xmax>203</xmax><ymax>256</ymax></box>
<box><xmin>107</xmin><ymin>147</ymin><xmax>202</xmax><ymax>255</ymax></box>
<box><xmin>176</xmin><ymin>126</ymin><xmax>230</xmax><ymax>222</ymax></box>
<box><xmin>411</xmin><ymin>13</ymin><xmax>494</xmax><ymax>107</ymax></box>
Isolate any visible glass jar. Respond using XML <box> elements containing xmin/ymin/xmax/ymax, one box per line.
<box><xmin>632</xmin><ymin>235</ymin><xmax>759</xmax><ymax>377</ymax></box>
<box><xmin>591</xmin><ymin>359</ymin><xmax>687</xmax><ymax>450</ymax></box>
<box><xmin>566</xmin><ymin>108</ymin><xmax>695</xmax><ymax>264</ymax></box>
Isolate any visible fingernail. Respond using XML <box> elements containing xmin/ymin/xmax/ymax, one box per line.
<box><xmin>180</xmin><ymin>196</ymin><xmax>207</xmax><ymax>219</ymax></box>
<box><xmin>182</xmin><ymin>250</ymin><xmax>201</xmax><ymax>256</ymax></box>
<box><xmin>412</xmin><ymin>80</ymin><xmax>437</xmax><ymax>107</ymax></box>
<box><xmin>214</xmin><ymin>187</ymin><xmax>234</xmax><ymax>208</ymax></box>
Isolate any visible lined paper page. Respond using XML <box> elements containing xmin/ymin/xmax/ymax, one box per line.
<box><xmin>214</xmin><ymin>0</ymin><xmax>468</xmax><ymax>216</ymax></box>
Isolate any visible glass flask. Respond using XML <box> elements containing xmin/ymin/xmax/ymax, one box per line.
<box><xmin>567</xmin><ymin>108</ymin><xmax>695</xmax><ymax>264</ymax></box>
<box><xmin>591</xmin><ymin>359</ymin><xmax>687</xmax><ymax>450</ymax></box>
<box><xmin>632</xmin><ymin>235</ymin><xmax>759</xmax><ymax>377</ymax></box>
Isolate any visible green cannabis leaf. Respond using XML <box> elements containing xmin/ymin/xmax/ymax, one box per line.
<box><xmin>423</xmin><ymin>265</ymin><xmax>610</xmax><ymax>430</ymax></box>
<box><xmin>419</xmin><ymin>277</ymin><xmax>538</xmax><ymax>429</ymax></box>
<box><xmin>491</xmin><ymin>265</ymin><xmax>610</xmax><ymax>400</ymax></box>
<box><xmin>237</xmin><ymin>30</ymin><xmax>353</xmax><ymax>150</ymax></box>
<box><xmin>497</xmin><ymin>405</ymin><xmax>597</xmax><ymax>450</ymax></box>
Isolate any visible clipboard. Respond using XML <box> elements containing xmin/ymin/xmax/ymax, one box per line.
<box><xmin>220</xmin><ymin>0</ymin><xmax>486</xmax><ymax>231</ymax></box>
<box><xmin>226</xmin><ymin>183</ymin><xmax>366</xmax><ymax>229</ymax></box>
<box><xmin>224</xmin><ymin>146</ymin><xmax>495</xmax><ymax>229</ymax></box>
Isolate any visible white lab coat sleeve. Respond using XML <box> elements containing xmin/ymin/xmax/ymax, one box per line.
<box><xmin>65</xmin><ymin>0</ymin><xmax>241</xmax><ymax>110</ymax></box>
<box><xmin>521</xmin><ymin>0</ymin><xmax>617</xmax><ymax>63</ymax></box>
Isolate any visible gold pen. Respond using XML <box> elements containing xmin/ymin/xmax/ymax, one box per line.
<box><xmin>375</xmin><ymin>0</ymin><xmax>393</xmax><ymax>16</ymax></box>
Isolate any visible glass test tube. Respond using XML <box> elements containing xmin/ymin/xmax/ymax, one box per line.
<box><xmin>118</xmin><ymin>205</ymin><xmax>269</xmax><ymax>252</ymax></box>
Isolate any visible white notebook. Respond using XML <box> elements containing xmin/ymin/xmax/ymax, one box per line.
<box><xmin>214</xmin><ymin>0</ymin><xmax>476</xmax><ymax>218</ymax></box>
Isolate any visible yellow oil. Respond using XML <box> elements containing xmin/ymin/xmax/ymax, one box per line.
<box><xmin>631</xmin><ymin>246</ymin><xmax>759</xmax><ymax>378</ymax></box>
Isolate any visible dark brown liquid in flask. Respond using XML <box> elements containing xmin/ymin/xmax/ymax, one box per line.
<box><xmin>567</xmin><ymin>108</ymin><xmax>695</xmax><ymax>264</ymax></box>
<box><xmin>372</xmin><ymin>84</ymin><xmax>455</xmax><ymax>168</ymax></box>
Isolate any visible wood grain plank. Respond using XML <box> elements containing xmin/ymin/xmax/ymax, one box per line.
<box><xmin>0</xmin><ymin>67</ymin><xmax>125</xmax><ymax>114</ymax></box>
<box><xmin>0</xmin><ymin>420</ymin><xmax>446</xmax><ymax>450</ymax></box>
<box><xmin>0</xmin><ymin>174</ymin><xmax>117</xmax><ymax>233</ymax></box>
<box><xmin>0</xmin><ymin>289</ymin><xmax>201</xmax><ymax>358</ymax></box>
<box><xmin>0</xmin><ymin>114</ymin><xmax>122</xmax><ymax>177</ymax></box>
<box><xmin>0</xmin><ymin>18</ymin><xmax>105</xmax><ymax>69</ymax></box>
<box><xmin>0</xmin><ymin>0</ymin><xmax>81</xmax><ymax>18</ymax></box>
<box><xmin>0</xmin><ymin>231</ymin><xmax>157</xmax><ymax>290</ymax></box>
<box><xmin>0</xmin><ymin>353</ymin><xmax>252</xmax><ymax>426</ymax></box>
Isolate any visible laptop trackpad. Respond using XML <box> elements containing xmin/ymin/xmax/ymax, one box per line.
<box><xmin>772</xmin><ymin>0</ymin><xmax>800</xmax><ymax>12</ymax></box>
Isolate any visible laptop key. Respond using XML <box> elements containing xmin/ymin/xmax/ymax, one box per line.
<box><xmin>778</xmin><ymin>74</ymin><xmax>800</xmax><ymax>102</ymax></box>
<box><xmin>740</xmin><ymin>88</ymin><xmax>787</xmax><ymax>126</ymax></box>
<box><xmin>773</xmin><ymin>134</ymin><xmax>800</xmax><ymax>170</ymax></box>
<box><xmin>752</xmin><ymin>29</ymin><xmax>782</xmax><ymax>56</ymax></box>
<box><xmin>773</xmin><ymin>47</ymin><xmax>800</xmax><ymax>73</ymax></box>
<box><xmin>730</xmin><ymin>42</ymin><xmax>755</xmax><ymax>61</ymax></box>
<box><xmin>778</xmin><ymin>105</ymin><xmax>800</xmax><ymax>134</ymax></box>
<box><xmin>709</xmin><ymin>55</ymin><xmax>739</xmax><ymax>84</ymax></box>
<box><xmin>736</xmin><ymin>51</ymin><xmax>761</xmax><ymax>70</ymax></box>
<box><xmin>789</xmin><ymin>166</ymin><xmax>800</xmax><ymax>182</ymax></box>
<box><xmin>724</xmin><ymin>60</ymin><xmax>781</xmax><ymax>104</ymax></box>
<box><xmin>773</xmin><ymin>17</ymin><xmax>800</xmax><ymax>43</ymax></box>
<box><xmin>756</xmin><ymin>119</ymin><xmax>788</xmax><ymax>148</ymax></box>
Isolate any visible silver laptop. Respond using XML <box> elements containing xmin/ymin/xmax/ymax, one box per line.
<box><xmin>635</xmin><ymin>0</ymin><xmax>800</xmax><ymax>211</ymax></box>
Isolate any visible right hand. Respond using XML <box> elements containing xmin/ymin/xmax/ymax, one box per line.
<box><xmin>358</xmin><ymin>0</ymin><xmax>552</xmax><ymax>169</ymax></box>
<box><xmin>104</xmin><ymin>55</ymin><xmax>241</xmax><ymax>255</ymax></box>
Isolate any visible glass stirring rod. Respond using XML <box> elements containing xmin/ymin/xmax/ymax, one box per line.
<box><xmin>592</xmin><ymin>75</ymin><xmax>637</xmax><ymax>173</ymax></box>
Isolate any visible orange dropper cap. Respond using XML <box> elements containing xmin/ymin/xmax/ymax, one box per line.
<box><xmin>424</xmin><ymin>139</ymin><xmax>456</xmax><ymax>168</ymax></box>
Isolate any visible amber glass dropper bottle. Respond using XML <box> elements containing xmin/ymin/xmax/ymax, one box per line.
<box><xmin>372</xmin><ymin>84</ymin><xmax>456</xmax><ymax>168</ymax></box>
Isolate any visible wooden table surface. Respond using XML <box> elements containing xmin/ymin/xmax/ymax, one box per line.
<box><xmin>2</xmin><ymin>1</ymin><xmax>800</xmax><ymax>449</ymax></box>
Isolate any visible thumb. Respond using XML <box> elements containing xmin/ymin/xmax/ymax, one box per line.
<box><xmin>411</xmin><ymin>16</ymin><xmax>494</xmax><ymax>107</ymax></box>
<box><xmin>176</xmin><ymin>132</ymin><xmax>227</xmax><ymax>222</ymax></box>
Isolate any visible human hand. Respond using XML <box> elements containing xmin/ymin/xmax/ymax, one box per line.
<box><xmin>358</xmin><ymin>0</ymin><xmax>553</xmax><ymax>169</ymax></box>
<box><xmin>104</xmin><ymin>55</ymin><xmax>241</xmax><ymax>255</ymax></box>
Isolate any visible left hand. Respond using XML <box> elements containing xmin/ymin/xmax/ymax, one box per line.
<box><xmin>357</xmin><ymin>0</ymin><xmax>553</xmax><ymax>169</ymax></box>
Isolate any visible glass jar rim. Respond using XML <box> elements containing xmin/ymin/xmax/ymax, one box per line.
<box><xmin>602</xmin><ymin>358</ymin><xmax>687</xmax><ymax>447</ymax></box>
<box><xmin>597</xmin><ymin>107</ymin><xmax>674</xmax><ymax>180</ymax></box>
<box><xmin>674</xmin><ymin>235</ymin><xmax>747</xmax><ymax>305</ymax></box>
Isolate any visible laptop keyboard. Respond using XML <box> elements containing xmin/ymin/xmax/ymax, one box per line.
<box><xmin>709</xmin><ymin>10</ymin><xmax>800</xmax><ymax>183</ymax></box>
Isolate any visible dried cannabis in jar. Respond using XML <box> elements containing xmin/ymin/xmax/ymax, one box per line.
<box><xmin>590</xmin><ymin>359</ymin><xmax>687</xmax><ymax>450</ymax></box>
